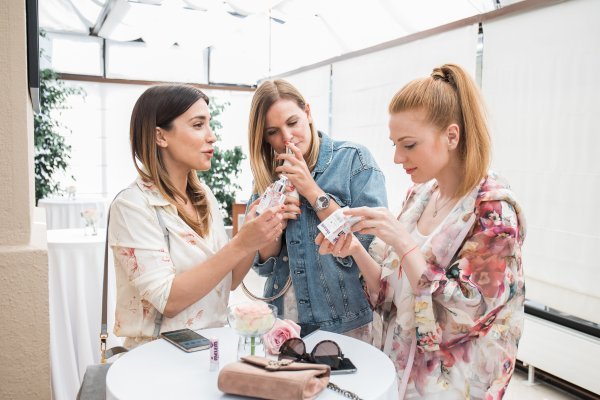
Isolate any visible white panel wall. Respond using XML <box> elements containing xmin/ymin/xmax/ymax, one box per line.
<box><xmin>482</xmin><ymin>0</ymin><xmax>600</xmax><ymax>325</ymax></box>
<box><xmin>282</xmin><ymin>66</ymin><xmax>331</xmax><ymax>137</ymax></box>
<box><xmin>331</xmin><ymin>26</ymin><xmax>479</xmax><ymax>212</ymax></box>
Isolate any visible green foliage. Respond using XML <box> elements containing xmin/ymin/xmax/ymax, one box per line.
<box><xmin>34</xmin><ymin>68</ymin><xmax>82</xmax><ymax>204</ymax></box>
<box><xmin>198</xmin><ymin>98</ymin><xmax>245</xmax><ymax>225</ymax></box>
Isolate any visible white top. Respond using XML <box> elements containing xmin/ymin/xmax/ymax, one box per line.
<box><xmin>108</xmin><ymin>177</ymin><xmax>231</xmax><ymax>346</ymax></box>
<box><xmin>106</xmin><ymin>327</ymin><xmax>398</xmax><ymax>400</ymax></box>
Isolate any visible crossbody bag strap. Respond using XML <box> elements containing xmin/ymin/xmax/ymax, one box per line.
<box><xmin>101</xmin><ymin>189</ymin><xmax>128</xmax><ymax>363</ymax></box>
<box><xmin>152</xmin><ymin>207</ymin><xmax>169</xmax><ymax>339</ymax></box>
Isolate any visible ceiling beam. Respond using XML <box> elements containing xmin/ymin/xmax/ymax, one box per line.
<box><xmin>91</xmin><ymin>0</ymin><xmax>118</xmax><ymax>36</ymax></box>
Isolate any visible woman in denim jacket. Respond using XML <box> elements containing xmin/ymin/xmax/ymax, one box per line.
<box><xmin>246</xmin><ymin>79</ymin><xmax>387</xmax><ymax>338</ymax></box>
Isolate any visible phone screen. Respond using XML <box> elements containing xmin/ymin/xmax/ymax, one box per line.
<box><xmin>161</xmin><ymin>328</ymin><xmax>210</xmax><ymax>352</ymax></box>
<box><xmin>331</xmin><ymin>357</ymin><xmax>357</xmax><ymax>375</ymax></box>
<box><xmin>299</xmin><ymin>323</ymin><xmax>320</xmax><ymax>338</ymax></box>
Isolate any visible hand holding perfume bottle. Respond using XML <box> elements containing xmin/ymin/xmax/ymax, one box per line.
<box><xmin>281</xmin><ymin>145</ymin><xmax>299</xmax><ymax>199</ymax></box>
<box><xmin>256</xmin><ymin>175</ymin><xmax>289</xmax><ymax>215</ymax></box>
<box><xmin>317</xmin><ymin>207</ymin><xmax>362</xmax><ymax>244</ymax></box>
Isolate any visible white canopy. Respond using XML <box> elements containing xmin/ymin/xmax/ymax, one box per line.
<box><xmin>39</xmin><ymin>0</ymin><xmax>520</xmax><ymax>84</ymax></box>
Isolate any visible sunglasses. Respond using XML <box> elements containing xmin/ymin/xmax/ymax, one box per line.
<box><xmin>278</xmin><ymin>338</ymin><xmax>343</xmax><ymax>369</ymax></box>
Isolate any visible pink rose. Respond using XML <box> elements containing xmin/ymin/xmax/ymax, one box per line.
<box><xmin>229</xmin><ymin>302</ymin><xmax>276</xmax><ymax>335</ymax></box>
<box><xmin>263</xmin><ymin>319</ymin><xmax>301</xmax><ymax>355</ymax></box>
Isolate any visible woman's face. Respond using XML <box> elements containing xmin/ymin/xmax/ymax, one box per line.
<box><xmin>263</xmin><ymin>98</ymin><xmax>313</xmax><ymax>156</ymax></box>
<box><xmin>388</xmin><ymin>109</ymin><xmax>454</xmax><ymax>184</ymax></box>
<box><xmin>158</xmin><ymin>98</ymin><xmax>216</xmax><ymax>172</ymax></box>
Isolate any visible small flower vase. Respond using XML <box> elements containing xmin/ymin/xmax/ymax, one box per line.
<box><xmin>227</xmin><ymin>302</ymin><xmax>277</xmax><ymax>360</ymax></box>
<box><xmin>66</xmin><ymin>185</ymin><xmax>77</xmax><ymax>200</ymax></box>
<box><xmin>84</xmin><ymin>220</ymin><xmax>98</xmax><ymax>236</ymax></box>
<box><xmin>81</xmin><ymin>208</ymin><xmax>99</xmax><ymax>236</ymax></box>
<box><xmin>237</xmin><ymin>335</ymin><xmax>266</xmax><ymax>359</ymax></box>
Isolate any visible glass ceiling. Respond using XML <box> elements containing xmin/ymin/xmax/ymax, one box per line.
<box><xmin>39</xmin><ymin>0</ymin><xmax>521</xmax><ymax>84</ymax></box>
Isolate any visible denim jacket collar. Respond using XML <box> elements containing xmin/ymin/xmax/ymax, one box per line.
<box><xmin>312</xmin><ymin>131</ymin><xmax>333</xmax><ymax>174</ymax></box>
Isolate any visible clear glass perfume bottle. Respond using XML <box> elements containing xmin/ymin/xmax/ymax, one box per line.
<box><xmin>256</xmin><ymin>175</ymin><xmax>288</xmax><ymax>215</ymax></box>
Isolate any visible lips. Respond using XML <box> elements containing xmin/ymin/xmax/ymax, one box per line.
<box><xmin>404</xmin><ymin>167</ymin><xmax>416</xmax><ymax>174</ymax></box>
<box><xmin>202</xmin><ymin>149</ymin><xmax>214</xmax><ymax>156</ymax></box>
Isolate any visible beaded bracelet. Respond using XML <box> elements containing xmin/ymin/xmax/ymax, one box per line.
<box><xmin>399</xmin><ymin>244</ymin><xmax>419</xmax><ymax>266</ymax></box>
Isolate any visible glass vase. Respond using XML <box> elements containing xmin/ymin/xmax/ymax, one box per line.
<box><xmin>227</xmin><ymin>302</ymin><xmax>277</xmax><ymax>360</ymax></box>
<box><xmin>84</xmin><ymin>221</ymin><xmax>98</xmax><ymax>236</ymax></box>
<box><xmin>237</xmin><ymin>334</ymin><xmax>266</xmax><ymax>359</ymax></box>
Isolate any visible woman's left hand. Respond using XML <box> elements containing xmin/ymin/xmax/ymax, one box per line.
<box><xmin>275</xmin><ymin>142</ymin><xmax>319</xmax><ymax>198</ymax></box>
<box><xmin>315</xmin><ymin>231</ymin><xmax>362</xmax><ymax>258</ymax></box>
<box><xmin>345</xmin><ymin>207</ymin><xmax>413</xmax><ymax>252</ymax></box>
<box><xmin>243</xmin><ymin>198</ymin><xmax>261</xmax><ymax>225</ymax></box>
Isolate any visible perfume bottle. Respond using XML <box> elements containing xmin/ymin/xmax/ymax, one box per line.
<box><xmin>256</xmin><ymin>175</ymin><xmax>288</xmax><ymax>215</ymax></box>
<box><xmin>317</xmin><ymin>207</ymin><xmax>362</xmax><ymax>244</ymax></box>
<box><xmin>281</xmin><ymin>146</ymin><xmax>299</xmax><ymax>199</ymax></box>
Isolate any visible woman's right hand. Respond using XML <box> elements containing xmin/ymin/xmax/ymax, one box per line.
<box><xmin>235</xmin><ymin>203</ymin><xmax>284</xmax><ymax>251</ymax></box>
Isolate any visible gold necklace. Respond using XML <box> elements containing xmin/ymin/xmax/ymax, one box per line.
<box><xmin>433</xmin><ymin>190</ymin><xmax>453</xmax><ymax>218</ymax></box>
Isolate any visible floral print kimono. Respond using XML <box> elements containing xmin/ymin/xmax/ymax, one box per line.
<box><xmin>369</xmin><ymin>172</ymin><xmax>525</xmax><ymax>399</ymax></box>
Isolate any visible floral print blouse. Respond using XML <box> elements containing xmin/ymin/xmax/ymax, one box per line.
<box><xmin>369</xmin><ymin>172</ymin><xmax>526</xmax><ymax>399</ymax></box>
<box><xmin>108</xmin><ymin>177</ymin><xmax>231</xmax><ymax>348</ymax></box>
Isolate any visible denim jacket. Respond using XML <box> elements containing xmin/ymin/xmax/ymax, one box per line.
<box><xmin>247</xmin><ymin>132</ymin><xmax>387</xmax><ymax>333</ymax></box>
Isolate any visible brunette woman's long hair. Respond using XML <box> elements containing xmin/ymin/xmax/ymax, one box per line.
<box><xmin>130</xmin><ymin>85</ymin><xmax>211</xmax><ymax>237</ymax></box>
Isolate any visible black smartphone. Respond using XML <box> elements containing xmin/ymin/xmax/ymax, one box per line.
<box><xmin>161</xmin><ymin>328</ymin><xmax>210</xmax><ymax>352</ymax></box>
<box><xmin>299</xmin><ymin>323</ymin><xmax>320</xmax><ymax>338</ymax></box>
<box><xmin>331</xmin><ymin>357</ymin><xmax>357</xmax><ymax>375</ymax></box>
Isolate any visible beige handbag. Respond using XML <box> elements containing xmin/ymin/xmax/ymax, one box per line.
<box><xmin>218</xmin><ymin>356</ymin><xmax>330</xmax><ymax>400</ymax></box>
<box><xmin>218</xmin><ymin>356</ymin><xmax>363</xmax><ymax>400</ymax></box>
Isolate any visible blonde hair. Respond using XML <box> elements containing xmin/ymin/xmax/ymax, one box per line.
<box><xmin>248</xmin><ymin>79</ymin><xmax>320</xmax><ymax>195</ymax></box>
<box><xmin>130</xmin><ymin>85</ymin><xmax>211</xmax><ymax>237</ymax></box>
<box><xmin>388</xmin><ymin>63</ymin><xmax>491</xmax><ymax>198</ymax></box>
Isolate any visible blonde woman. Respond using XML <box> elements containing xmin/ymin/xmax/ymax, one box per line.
<box><xmin>318</xmin><ymin>64</ymin><xmax>526</xmax><ymax>398</ymax></box>
<box><xmin>109</xmin><ymin>85</ymin><xmax>283</xmax><ymax>348</ymax></box>
<box><xmin>246</xmin><ymin>79</ymin><xmax>387</xmax><ymax>338</ymax></box>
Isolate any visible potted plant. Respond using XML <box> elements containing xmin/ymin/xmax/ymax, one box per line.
<box><xmin>198</xmin><ymin>98</ymin><xmax>245</xmax><ymax>226</ymax></box>
<box><xmin>34</xmin><ymin>67</ymin><xmax>82</xmax><ymax>204</ymax></box>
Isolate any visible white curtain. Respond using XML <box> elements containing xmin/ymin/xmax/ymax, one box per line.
<box><xmin>482</xmin><ymin>0</ymin><xmax>600</xmax><ymax>324</ymax></box>
<box><xmin>330</xmin><ymin>25</ymin><xmax>479</xmax><ymax>212</ymax></box>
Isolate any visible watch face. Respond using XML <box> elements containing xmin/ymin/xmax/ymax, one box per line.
<box><xmin>316</xmin><ymin>195</ymin><xmax>330</xmax><ymax>210</ymax></box>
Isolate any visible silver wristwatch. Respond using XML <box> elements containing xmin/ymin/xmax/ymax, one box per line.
<box><xmin>313</xmin><ymin>193</ymin><xmax>330</xmax><ymax>212</ymax></box>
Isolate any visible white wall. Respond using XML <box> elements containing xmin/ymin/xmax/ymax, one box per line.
<box><xmin>482</xmin><ymin>0</ymin><xmax>600</xmax><ymax>325</ymax></box>
<box><xmin>284</xmin><ymin>26</ymin><xmax>478</xmax><ymax>213</ymax></box>
<box><xmin>330</xmin><ymin>26</ymin><xmax>478</xmax><ymax>212</ymax></box>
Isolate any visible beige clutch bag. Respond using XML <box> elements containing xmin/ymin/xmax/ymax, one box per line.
<box><xmin>217</xmin><ymin>356</ymin><xmax>331</xmax><ymax>400</ymax></box>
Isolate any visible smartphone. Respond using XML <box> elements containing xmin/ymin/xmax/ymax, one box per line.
<box><xmin>161</xmin><ymin>328</ymin><xmax>210</xmax><ymax>352</ymax></box>
<box><xmin>299</xmin><ymin>323</ymin><xmax>320</xmax><ymax>338</ymax></box>
<box><xmin>331</xmin><ymin>357</ymin><xmax>357</xmax><ymax>375</ymax></box>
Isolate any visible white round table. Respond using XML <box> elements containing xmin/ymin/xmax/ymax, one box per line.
<box><xmin>107</xmin><ymin>327</ymin><xmax>398</xmax><ymax>400</ymax></box>
<box><xmin>48</xmin><ymin>228</ymin><xmax>121</xmax><ymax>400</ymax></box>
<box><xmin>39</xmin><ymin>197</ymin><xmax>107</xmax><ymax>229</ymax></box>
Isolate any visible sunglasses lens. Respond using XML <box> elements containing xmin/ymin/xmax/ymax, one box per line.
<box><xmin>312</xmin><ymin>341</ymin><xmax>341</xmax><ymax>368</ymax></box>
<box><xmin>279</xmin><ymin>338</ymin><xmax>305</xmax><ymax>360</ymax></box>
